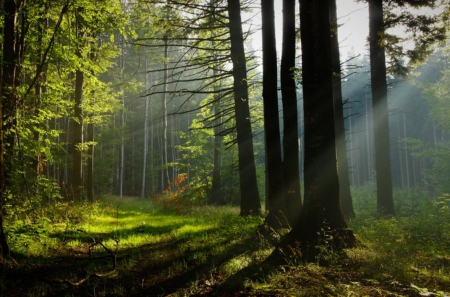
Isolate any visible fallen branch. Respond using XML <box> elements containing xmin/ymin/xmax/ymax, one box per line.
<box><xmin>89</xmin><ymin>239</ymin><xmax>119</xmax><ymax>270</ymax></box>
<box><xmin>40</xmin><ymin>270</ymin><xmax>117</xmax><ymax>287</ymax></box>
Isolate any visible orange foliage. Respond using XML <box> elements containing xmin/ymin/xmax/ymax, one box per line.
<box><xmin>152</xmin><ymin>174</ymin><xmax>191</xmax><ymax>213</ymax></box>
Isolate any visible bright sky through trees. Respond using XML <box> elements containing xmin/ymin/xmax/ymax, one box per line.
<box><xmin>248</xmin><ymin>1</ymin><xmax>369</xmax><ymax>56</ymax></box>
<box><xmin>252</xmin><ymin>1</ymin><xmax>445</xmax><ymax>59</ymax></box>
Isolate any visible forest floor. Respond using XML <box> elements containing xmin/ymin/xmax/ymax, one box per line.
<box><xmin>1</xmin><ymin>194</ymin><xmax>450</xmax><ymax>297</ymax></box>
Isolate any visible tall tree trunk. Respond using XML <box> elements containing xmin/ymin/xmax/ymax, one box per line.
<box><xmin>161</xmin><ymin>34</ymin><xmax>170</xmax><ymax>191</ymax></box>
<box><xmin>261</xmin><ymin>0</ymin><xmax>287</xmax><ymax>228</ymax></box>
<box><xmin>32</xmin><ymin>3</ymin><xmax>49</xmax><ymax>178</ymax></box>
<box><xmin>71</xmin><ymin>7</ymin><xmax>85</xmax><ymax>201</ymax></box>
<box><xmin>276</xmin><ymin>0</ymin><xmax>355</xmax><ymax>261</ymax></box>
<box><xmin>0</xmin><ymin>0</ymin><xmax>20</xmax><ymax>258</ymax></box>
<box><xmin>141</xmin><ymin>58</ymin><xmax>150</xmax><ymax>198</ymax></box>
<box><xmin>281</xmin><ymin>0</ymin><xmax>302</xmax><ymax>225</ymax></box>
<box><xmin>227</xmin><ymin>0</ymin><xmax>261</xmax><ymax>216</ymax></box>
<box><xmin>86</xmin><ymin>122</ymin><xmax>94</xmax><ymax>202</ymax></box>
<box><xmin>329</xmin><ymin>0</ymin><xmax>355</xmax><ymax>219</ymax></box>
<box><xmin>402</xmin><ymin>112</ymin><xmax>410</xmax><ymax>188</ymax></box>
<box><xmin>368</xmin><ymin>0</ymin><xmax>395</xmax><ymax>216</ymax></box>
<box><xmin>210</xmin><ymin>67</ymin><xmax>224</xmax><ymax>205</ymax></box>
<box><xmin>72</xmin><ymin>68</ymin><xmax>84</xmax><ymax>200</ymax></box>
<box><xmin>209</xmin><ymin>0</ymin><xmax>224</xmax><ymax>205</ymax></box>
<box><xmin>119</xmin><ymin>95</ymin><xmax>125</xmax><ymax>197</ymax></box>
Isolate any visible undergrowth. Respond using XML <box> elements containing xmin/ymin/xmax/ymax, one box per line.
<box><xmin>1</xmin><ymin>187</ymin><xmax>449</xmax><ymax>297</ymax></box>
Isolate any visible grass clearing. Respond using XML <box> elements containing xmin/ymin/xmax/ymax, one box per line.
<box><xmin>1</xmin><ymin>190</ymin><xmax>450</xmax><ymax>296</ymax></box>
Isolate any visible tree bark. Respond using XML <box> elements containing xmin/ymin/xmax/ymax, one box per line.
<box><xmin>209</xmin><ymin>0</ymin><xmax>224</xmax><ymax>205</ymax></box>
<box><xmin>275</xmin><ymin>0</ymin><xmax>355</xmax><ymax>261</ymax></box>
<box><xmin>0</xmin><ymin>0</ymin><xmax>20</xmax><ymax>259</ymax></box>
<box><xmin>210</xmin><ymin>66</ymin><xmax>224</xmax><ymax>205</ymax></box>
<box><xmin>329</xmin><ymin>0</ymin><xmax>355</xmax><ymax>219</ymax></box>
<box><xmin>227</xmin><ymin>0</ymin><xmax>261</xmax><ymax>216</ymax></box>
<box><xmin>141</xmin><ymin>58</ymin><xmax>150</xmax><ymax>198</ymax></box>
<box><xmin>72</xmin><ymin>68</ymin><xmax>84</xmax><ymax>200</ymax></box>
<box><xmin>87</xmin><ymin>122</ymin><xmax>94</xmax><ymax>202</ymax></box>
<box><xmin>368</xmin><ymin>0</ymin><xmax>395</xmax><ymax>216</ymax></box>
<box><xmin>280</xmin><ymin>0</ymin><xmax>302</xmax><ymax>225</ymax></box>
<box><xmin>161</xmin><ymin>34</ymin><xmax>170</xmax><ymax>191</ymax></box>
<box><xmin>261</xmin><ymin>0</ymin><xmax>287</xmax><ymax>227</ymax></box>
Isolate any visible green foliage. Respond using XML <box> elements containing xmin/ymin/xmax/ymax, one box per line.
<box><xmin>403</xmin><ymin>138</ymin><xmax>450</xmax><ymax>193</ymax></box>
<box><xmin>2</xmin><ymin>192</ymin><xmax>450</xmax><ymax>296</ymax></box>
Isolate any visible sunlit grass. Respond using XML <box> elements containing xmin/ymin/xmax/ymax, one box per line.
<box><xmin>3</xmin><ymin>189</ymin><xmax>450</xmax><ymax>296</ymax></box>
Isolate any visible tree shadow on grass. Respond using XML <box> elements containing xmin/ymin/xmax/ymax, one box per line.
<box><xmin>2</xmin><ymin>221</ymin><xmax>267</xmax><ymax>296</ymax></box>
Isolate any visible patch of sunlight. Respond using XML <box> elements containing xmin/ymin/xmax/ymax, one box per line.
<box><xmin>222</xmin><ymin>253</ymin><xmax>253</xmax><ymax>275</ymax></box>
<box><xmin>171</xmin><ymin>224</ymin><xmax>214</xmax><ymax>239</ymax></box>
<box><xmin>108</xmin><ymin>233</ymin><xmax>154</xmax><ymax>248</ymax></box>
<box><xmin>66</xmin><ymin>239</ymin><xmax>82</xmax><ymax>249</ymax></box>
<box><xmin>346</xmin><ymin>247</ymin><xmax>378</xmax><ymax>263</ymax></box>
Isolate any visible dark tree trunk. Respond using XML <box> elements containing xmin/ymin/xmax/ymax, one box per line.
<box><xmin>261</xmin><ymin>0</ymin><xmax>287</xmax><ymax>228</ymax></box>
<box><xmin>281</xmin><ymin>0</ymin><xmax>302</xmax><ymax>225</ymax></box>
<box><xmin>0</xmin><ymin>0</ymin><xmax>19</xmax><ymax>259</ymax></box>
<box><xmin>275</xmin><ymin>0</ymin><xmax>355</xmax><ymax>262</ymax></box>
<box><xmin>368</xmin><ymin>0</ymin><xmax>395</xmax><ymax>216</ymax></box>
<box><xmin>227</xmin><ymin>0</ymin><xmax>261</xmax><ymax>216</ymax></box>
<box><xmin>329</xmin><ymin>0</ymin><xmax>355</xmax><ymax>219</ymax></box>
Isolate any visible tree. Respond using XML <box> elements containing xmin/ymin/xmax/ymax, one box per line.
<box><xmin>274</xmin><ymin>0</ymin><xmax>356</xmax><ymax>261</ymax></box>
<box><xmin>368</xmin><ymin>0</ymin><xmax>396</xmax><ymax>216</ymax></box>
<box><xmin>227</xmin><ymin>0</ymin><xmax>261</xmax><ymax>216</ymax></box>
<box><xmin>261</xmin><ymin>0</ymin><xmax>287</xmax><ymax>227</ymax></box>
<box><xmin>0</xmin><ymin>0</ymin><xmax>23</xmax><ymax>259</ymax></box>
<box><xmin>141</xmin><ymin>57</ymin><xmax>150</xmax><ymax>198</ymax></box>
<box><xmin>161</xmin><ymin>32</ymin><xmax>170</xmax><ymax>191</ymax></box>
<box><xmin>330</xmin><ymin>0</ymin><xmax>355</xmax><ymax>219</ymax></box>
<box><xmin>209</xmin><ymin>0</ymin><xmax>225</xmax><ymax>206</ymax></box>
<box><xmin>366</xmin><ymin>0</ymin><xmax>447</xmax><ymax>216</ymax></box>
<box><xmin>280</xmin><ymin>0</ymin><xmax>302</xmax><ymax>225</ymax></box>
<box><xmin>71</xmin><ymin>16</ymin><xmax>85</xmax><ymax>199</ymax></box>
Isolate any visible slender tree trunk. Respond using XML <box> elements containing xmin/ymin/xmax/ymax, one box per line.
<box><xmin>280</xmin><ymin>0</ymin><xmax>302</xmax><ymax>225</ymax></box>
<box><xmin>63</xmin><ymin>113</ymin><xmax>70</xmax><ymax>197</ymax></box>
<box><xmin>368</xmin><ymin>0</ymin><xmax>395</xmax><ymax>216</ymax></box>
<box><xmin>141</xmin><ymin>58</ymin><xmax>150</xmax><ymax>198</ymax></box>
<box><xmin>150</xmin><ymin>86</ymin><xmax>155</xmax><ymax>193</ymax></box>
<box><xmin>161</xmin><ymin>34</ymin><xmax>170</xmax><ymax>191</ymax></box>
<box><xmin>365</xmin><ymin>93</ymin><xmax>372</xmax><ymax>182</ymax></box>
<box><xmin>72</xmin><ymin>68</ymin><xmax>84</xmax><ymax>200</ymax></box>
<box><xmin>86</xmin><ymin>119</ymin><xmax>95</xmax><ymax>202</ymax></box>
<box><xmin>210</xmin><ymin>66</ymin><xmax>224</xmax><ymax>205</ymax></box>
<box><xmin>329</xmin><ymin>0</ymin><xmax>355</xmax><ymax>219</ymax></box>
<box><xmin>397</xmin><ymin>116</ymin><xmax>405</xmax><ymax>188</ymax></box>
<box><xmin>119</xmin><ymin>96</ymin><xmax>125</xmax><ymax>197</ymax></box>
<box><xmin>227</xmin><ymin>0</ymin><xmax>261</xmax><ymax>216</ymax></box>
<box><xmin>209</xmin><ymin>0</ymin><xmax>223</xmax><ymax>205</ymax></box>
<box><xmin>87</xmin><ymin>123</ymin><xmax>94</xmax><ymax>202</ymax></box>
<box><xmin>349</xmin><ymin>104</ymin><xmax>355</xmax><ymax>186</ymax></box>
<box><xmin>261</xmin><ymin>0</ymin><xmax>287</xmax><ymax>228</ymax></box>
<box><xmin>32</xmin><ymin>3</ymin><xmax>48</xmax><ymax>178</ymax></box>
<box><xmin>402</xmin><ymin>112</ymin><xmax>410</xmax><ymax>188</ymax></box>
